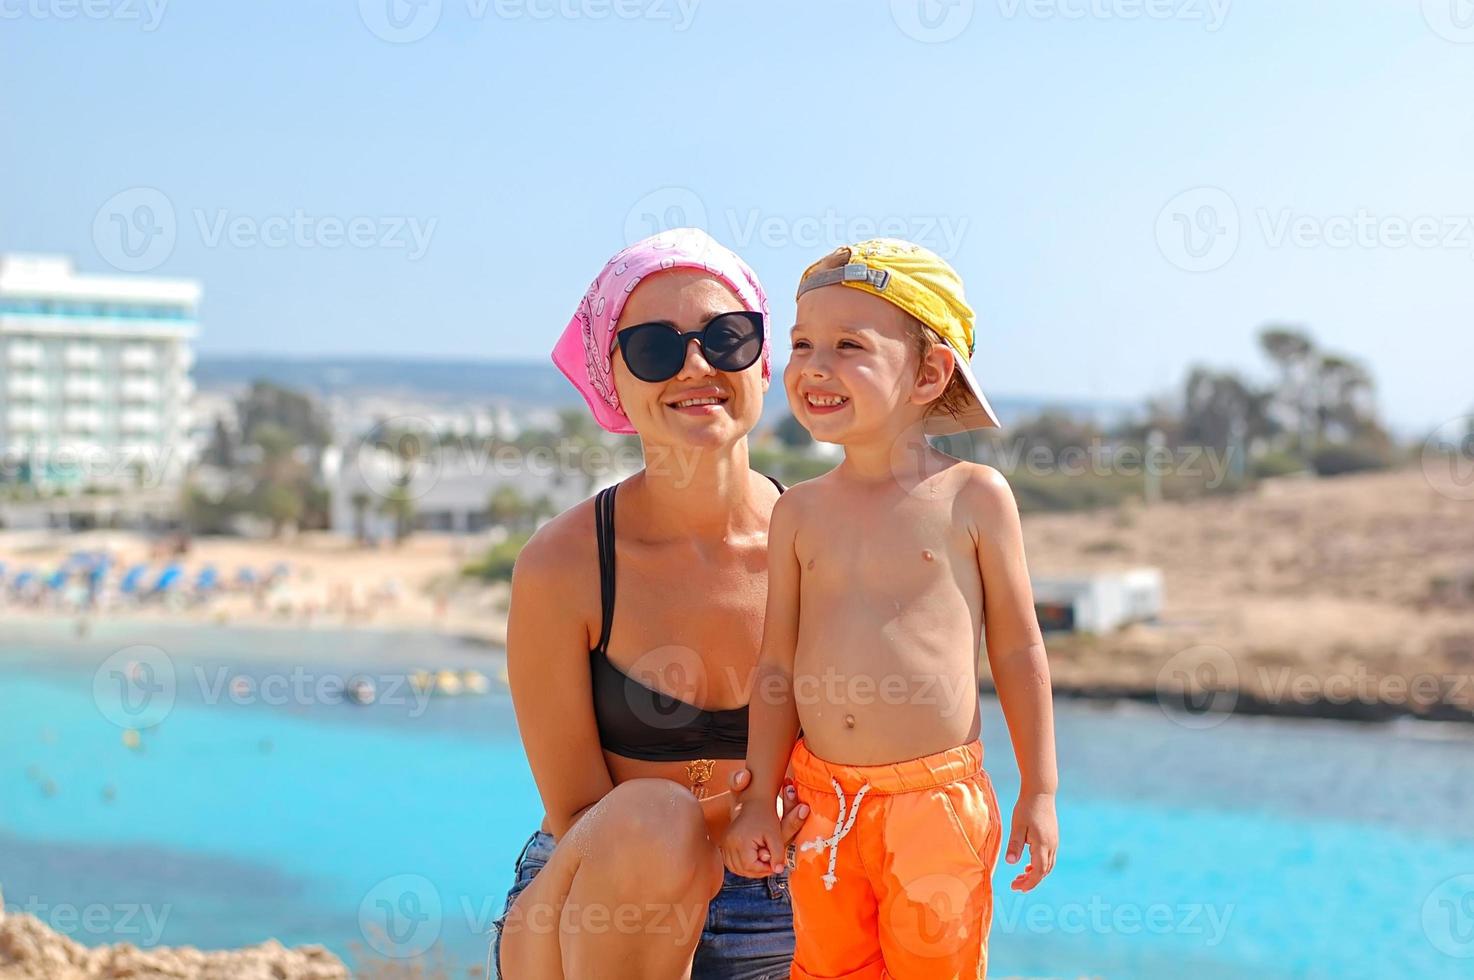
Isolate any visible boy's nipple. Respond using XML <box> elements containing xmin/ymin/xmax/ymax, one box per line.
<box><xmin>922</xmin><ymin>549</ymin><xmax>934</xmax><ymax>562</ymax></box>
<box><xmin>844</xmin><ymin>713</ymin><xmax>855</xmax><ymax>728</ymax></box>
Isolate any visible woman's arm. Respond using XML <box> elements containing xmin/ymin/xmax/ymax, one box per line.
<box><xmin>506</xmin><ymin>513</ymin><xmax>613</xmax><ymax>840</ymax></box>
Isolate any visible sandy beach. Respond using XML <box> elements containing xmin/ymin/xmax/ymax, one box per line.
<box><xmin>4</xmin><ymin>466</ymin><xmax>1470</xmax><ymax>722</ymax></box>
<box><xmin>0</xmin><ymin>530</ymin><xmax>510</xmax><ymax>648</ymax></box>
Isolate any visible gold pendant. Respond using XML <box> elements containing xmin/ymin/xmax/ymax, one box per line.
<box><xmin>685</xmin><ymin>758</ymin><xmax>715</xmax><ymax>799</ymax></box>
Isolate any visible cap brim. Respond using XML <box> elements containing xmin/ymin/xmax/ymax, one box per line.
<box><xmin>923</xmin><ymin>357</ymin><xmax>1001</xmax><ymax>435</ymax></box>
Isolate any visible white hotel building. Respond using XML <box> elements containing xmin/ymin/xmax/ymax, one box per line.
<box><xmin>0</xmin><ymin>254</ymin><xmax>198</xmax><ymax>491</ymax></box>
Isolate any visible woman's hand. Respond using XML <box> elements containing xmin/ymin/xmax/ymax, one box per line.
<box><xmin>728</xmin><ymin>767</ymin><xmax>810</xmax><ymax>866</ymax></box>
<box><xmin>1006</xmin><ymin>791</ymin><xmax>1058</xmax><ymax>892</ymax></box>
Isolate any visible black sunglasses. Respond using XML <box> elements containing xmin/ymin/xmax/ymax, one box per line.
<box><xmin>612</xmin><ymin>311</ymin><xmax>765</xmax><ymax>383</ymax></box>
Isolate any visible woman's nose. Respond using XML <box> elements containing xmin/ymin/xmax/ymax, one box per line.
<box><xmin>675</xmin><ymin>337</ymin><xmax>715</xmax><ymax>379</ymax></box>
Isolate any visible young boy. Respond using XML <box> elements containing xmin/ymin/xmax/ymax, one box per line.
<box><xmin>722</xmin><ymin>239</ymin><xmax>1059</xmax><ymax>979</ymax></box>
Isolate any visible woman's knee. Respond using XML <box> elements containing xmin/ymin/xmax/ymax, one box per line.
<box><xmin>583</xmin><ymin>779</ymin><xmax>720</xmax><ymax>896</ymax></box>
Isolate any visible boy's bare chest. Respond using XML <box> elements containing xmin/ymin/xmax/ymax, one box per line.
<box><xmin>796</xmin><ymin>497</ymin><xmax>973</xmax><ymax>598</ymax></box>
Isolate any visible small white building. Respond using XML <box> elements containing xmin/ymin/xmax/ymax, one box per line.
<box><xmin>0</xmin><ymin>254</ymin><xmax>198</xmax><ymax>491</ymax></box>
<box><xmin>1032</xmin><ymin>567</ymin><xmax>1163</xmax><ymax>634</ymax></box>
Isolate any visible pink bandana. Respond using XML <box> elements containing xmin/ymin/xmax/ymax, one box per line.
<box><xmin>551</xmin><ymin>227</ymin><xmax>771</xmax><ymax>434</ymax></box>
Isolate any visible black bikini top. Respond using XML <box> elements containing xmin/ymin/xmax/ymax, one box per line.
<box><xmin>589</xmin><ymin>475</ymin><xmax>785</xmax><ymax>762</ymax></box>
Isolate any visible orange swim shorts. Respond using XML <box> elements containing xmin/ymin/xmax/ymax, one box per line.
<box><xmin>786</xmin><ymin>738</ymin><xmax>1004</xmax><ymax>980</ymax></box>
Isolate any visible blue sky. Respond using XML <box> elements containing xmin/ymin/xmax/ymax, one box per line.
<box><xmin>3</xmin><ymin>0</ymin><xmax>1471</xmax><ymax>434</ymax></box>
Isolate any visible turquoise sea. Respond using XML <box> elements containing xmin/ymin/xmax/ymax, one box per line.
<box><xmin>2</xmin><ymin>621</ymin><xmax>1473</xmax><ymax>978</ymax></box>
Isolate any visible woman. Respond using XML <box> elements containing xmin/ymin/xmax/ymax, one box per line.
<box><xmin>492</xmin><ymin>228</ymin><xmax>806</xmax><ymax>979</ymax></box>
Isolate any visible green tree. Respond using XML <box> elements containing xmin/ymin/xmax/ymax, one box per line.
<box><xmin>775</xmin><ymin>414</ymin><xmax>813</xmax><ymax>450</ymax></box>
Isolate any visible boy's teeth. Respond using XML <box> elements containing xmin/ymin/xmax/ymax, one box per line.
<box><xmin>675</xmin><ymin>396</ymin><xmax>722</xmax><ymax>408</ymax></box>
<box><xmin>807</xmin><ymin>394</ymin><xmax>847</xmax><ymax>407</ymax></box>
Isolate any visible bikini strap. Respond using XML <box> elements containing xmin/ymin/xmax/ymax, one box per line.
<box><xmin>596</xmin><ymin>476</ymin><xmax>777</xmax><ymax>653</ymax></box>
<box><xmin>593</xmin><ymin>485</ymin><xmax>617</xmax><ymax>655</ymax></box>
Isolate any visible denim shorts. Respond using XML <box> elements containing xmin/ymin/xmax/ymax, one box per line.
<box><xmin>489</xmin><ymin>829</ymin><xmax>794</xmax><ymax>979</ymax></box>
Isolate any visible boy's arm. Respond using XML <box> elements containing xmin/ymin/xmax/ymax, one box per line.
<box><xmin>970</xmin><ymin>465</ymin><xmax>1057</xmax><ymax>797</ymax></box>
<box><xmin>736</xmin><ymin>491</ymin><xmax>804</xmax><ymax>812</ymax></box>
<box><xmin>970</xmin><ymin>465</ymin><xmax>1059</xmax><ymax>892</ymax></box>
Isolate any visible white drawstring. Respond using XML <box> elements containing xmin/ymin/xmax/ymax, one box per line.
<box><xmin>798</xmin><ymin>778</ymin><xmax>871</xmax><ymax>890</ymax></box>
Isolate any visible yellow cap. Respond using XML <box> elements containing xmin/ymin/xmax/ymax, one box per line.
<box><xmin>796</xmin><ymin>238</ymin><xmax>999</xmax><ymax>434</ymax></box>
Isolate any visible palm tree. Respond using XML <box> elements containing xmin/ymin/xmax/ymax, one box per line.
<box><xmin>350</xmin><ymin>490</ymin><xmax>371</xmax><ymax>544</ymax></box>
<box><xmin>1258</xmin><ymin>325</ymin><xmax>1314</xmax><ymax>458</ymax></box>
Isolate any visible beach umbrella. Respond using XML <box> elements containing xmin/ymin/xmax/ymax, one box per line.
<box><xmin>151</xmin><ymin>564</ymin><xmax>183</xmax><ymax>594</ymax></box>
<box><xmin>119</xmin><ymin>564</ymin><xmax>149</xmax><ymax>595</ymax></box>
<box><xmin>194</xmin><ymin>565</ymin><xmax>219</xmax><ymax>593</ymax></box>
<box><xmin>12</xmin><ymin>569</ymin><xmax>35</xmax><ymax>592</ymax></box>
<box><xmin>45</xmin><ymin>568</ymin><xmax>68</xmax><ymax>591</ymax></box>
<box><xmin>235</xmin><ymin>566</ymin><xmax>257</xmax><ymax>586</ymax></box>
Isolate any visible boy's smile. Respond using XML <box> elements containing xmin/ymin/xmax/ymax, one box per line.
<box><xmin>786</xmin><ymin>284</ymin><xmax>921</xmax><ymax>444</ymax></box>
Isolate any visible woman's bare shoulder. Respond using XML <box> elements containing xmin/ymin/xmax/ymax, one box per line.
<box><xmin>511</xmin><ymin>494</ymin><xmax>600</xmax><ymax>594</ymax></box>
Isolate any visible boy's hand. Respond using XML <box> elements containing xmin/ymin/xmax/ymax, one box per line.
<box><xmin>728</xmin><ymin>768</ymin><xmax>810</xmax><ymax>855</ymax></box>
<box><xmin>1006</xmin><ymin>791</ymin><xmax>1058</xmax><ymax>892</ymax></box>
<box><xmin>721</xmin><ymin>804</ymin><xmax>788</xmax><ymax>878</ymax></box>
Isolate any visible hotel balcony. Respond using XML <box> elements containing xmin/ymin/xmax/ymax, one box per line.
<box><xmin>7</xmin><ymin>375</ymin><xmax>47</xmax><ymax>398</ymax></box>
<box><xmin>64</xmin><ymin>376</ymin><xmax>105</xmax><ymax>400</ymax></box>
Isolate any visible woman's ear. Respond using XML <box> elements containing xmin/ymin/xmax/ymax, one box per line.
<box><xmin>913</xmin><ymin>342</ymin><xmax>956</xmax><ymax>406</ymax></box>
